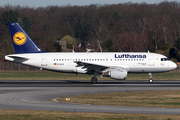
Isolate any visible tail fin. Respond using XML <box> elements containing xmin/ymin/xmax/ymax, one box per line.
<box><xmin>8</xmin><ymin>22</ymin><xmax>44</xmax><ymax>54</ymax></box>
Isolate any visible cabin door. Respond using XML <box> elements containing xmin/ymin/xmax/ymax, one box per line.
<box><xmin>41</xmin><ymin>55</ymin><xmax>48</xmax><ymax>67</ymax></box>
<box><xmin>148</xmin><ymin>55</ymin><xmax>155</xmax><ymax>66</ymax></box>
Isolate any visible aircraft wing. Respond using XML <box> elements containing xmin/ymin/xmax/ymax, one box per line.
<box><xmin>74</xmin><ymin>61</ymin><xmax>130</xmax><ymax>72</ymax></box>
<box><xmin>74</xmin><ymin>61</ymin><xmax>109</xmax><ymax>72</ymax></box>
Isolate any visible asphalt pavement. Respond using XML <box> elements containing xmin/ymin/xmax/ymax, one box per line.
<box><xmin>0</xmin><ymin>80</ymin><xmax>180</xmax><ymax>114</ymax></box>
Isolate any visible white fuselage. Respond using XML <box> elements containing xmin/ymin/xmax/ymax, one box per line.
<box><xmin>5</xmin><ymin>52</ymin><xmax>177</xmax><ymax>74</ymax></box>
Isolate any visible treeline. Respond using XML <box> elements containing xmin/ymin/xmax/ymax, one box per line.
<box><xmin>1</xmin><ymin>1</ymin><xmax>180</xmax><ymax>61</ymax></box>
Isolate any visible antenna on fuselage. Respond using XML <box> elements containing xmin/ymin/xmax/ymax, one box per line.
<box><xmin>72</xmin><ymin>45</ymin><xmax>75</xmax><ymax>53</ymax></box>
<box><xmin>147</xmin><ymin>50</ymin><xmax>150</xmax><ymax>53</ymax></box>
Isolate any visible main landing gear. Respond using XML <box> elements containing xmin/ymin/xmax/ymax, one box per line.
<box><xmin>91</xmin><ymin>71</ymin><xmax>99</xmax><ymax>84</ymax></box>
<box><xmin>91</xmin><ymin>77</ymin><xmax>97</xmax><ymax>84</ymax></box>
<box><xmin>149</xmin><ymin>73</ymin><xmax>153</xmax><ymax>83</ymax></box>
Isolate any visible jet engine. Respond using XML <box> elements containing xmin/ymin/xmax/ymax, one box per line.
<box><xmin>102</xmin><ymin>68</ymin><xmax>127</xmax><ymax>80</ymax></box>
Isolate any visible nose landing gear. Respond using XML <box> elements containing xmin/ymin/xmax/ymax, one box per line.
<box><xmin>149</xmin><ymin>73</ymin><xmax>153</xmax><ymax>83</ymax></box>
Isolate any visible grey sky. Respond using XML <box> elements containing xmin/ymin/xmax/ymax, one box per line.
<box><xmin>1</xmin><ymin>0</ymin><xmax>180</xmax><ymax>8</ymax></box>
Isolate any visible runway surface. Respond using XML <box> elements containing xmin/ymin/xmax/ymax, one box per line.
<box><xmin>1</xmin><ymin>80</ymin><xmax>180</xmax><ymax>87</ymax></box>
<box><xmin>1</xmin><ymin>80</ymin><xmax>180</xmax><ymax>114</ymax></box>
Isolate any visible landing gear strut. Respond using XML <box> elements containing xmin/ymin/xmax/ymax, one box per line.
<box><xmin>91</xmin><ymin>71</ymin><xmax>99</xmax><ymax>84</ymax></box>
<box><xmin>149</xmin><ymin>73</ymin><xmax>153</xmax><ymax>83</ymax></box>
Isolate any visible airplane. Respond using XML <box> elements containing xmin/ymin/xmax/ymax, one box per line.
<box><xmin>5</xmin><ymin>22</ymin><xmax>177</xmax><ymax>83</ymax></box>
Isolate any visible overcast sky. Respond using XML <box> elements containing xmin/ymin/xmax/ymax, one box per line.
<box><xmin>1</xmin><ymin>0</ymin><xmax>179</xmax><ymax>8</ymax></box>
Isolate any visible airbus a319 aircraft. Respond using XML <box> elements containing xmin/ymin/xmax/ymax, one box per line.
<box><xmin>5</xmin><ymin>22</ymin><xmax>177</xmax><ymax>83</ymax></box>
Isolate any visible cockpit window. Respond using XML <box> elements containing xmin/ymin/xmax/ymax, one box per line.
<box><xmin>161</xmin><ymin>58</ymin><xmax>169</xmax><ymax>61</ymax></box>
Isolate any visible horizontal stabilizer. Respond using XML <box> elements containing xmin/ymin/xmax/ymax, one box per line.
<box><xmin>6</xmin><ymin>55</ymin><xmax>29</xmax><ymax>61</ymax></box>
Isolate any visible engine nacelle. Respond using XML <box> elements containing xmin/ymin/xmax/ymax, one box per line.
<box><xmin>102</xmin><ymin>68</ymin><xmax>127</xmax><ymax>80</ymax></box>
<box><xmin>110</xmin><ymin>68</ymin><xmax>127</xmax><ymax>80</ymax></box>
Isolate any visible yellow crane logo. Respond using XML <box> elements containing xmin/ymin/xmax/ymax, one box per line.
<box><xmin>13</xmin><ymin>32</ymin><xmax>27</xmax><ymax>45</ymax></box>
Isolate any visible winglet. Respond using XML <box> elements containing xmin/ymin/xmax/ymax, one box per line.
<box><xmin>8</xmin><ymin>22</ymin><xmax>44</xmax><ymax>54</ymax></box>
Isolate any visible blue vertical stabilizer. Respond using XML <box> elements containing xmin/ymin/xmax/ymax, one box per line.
<box><xmin>8</xmin><ymin>22</ymin><xmax>44</xmax><ymax>54</ymax></box>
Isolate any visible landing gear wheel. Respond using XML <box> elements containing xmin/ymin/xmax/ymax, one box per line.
<box><xmin>149</xmin><ymin>79</ymin><xmax>153</xmax><ymax>83</ymax></box>
<box><xmin>91</xmin><ymin>77</ymin><xmax>97</xmax><ymax>84</ymax></box>
<box><xmin>148</xmin><ymin>73</ymin><xmax>153</xmax><ymax>83</ymax></box>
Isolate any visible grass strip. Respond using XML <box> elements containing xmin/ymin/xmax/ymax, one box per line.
<box><xmin>59</xmin><ymin>90</ymin><xmax>180</xmax><ymax>108</ymax></box>
<box><xmin>0</xmin><ymin>109</ymin><xmax>180</xmax><ymax>120</ymax></box>
<box><xmin>0</xmin><ymin>71</ymin><xmax>180</xmax><ymax>80</ymax></box>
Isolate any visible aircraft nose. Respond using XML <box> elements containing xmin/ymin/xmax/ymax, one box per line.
<box><xmin>171</xmin><ymin>62</ymin><xmax>177</xmax><ymax>70</ymax></box>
